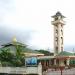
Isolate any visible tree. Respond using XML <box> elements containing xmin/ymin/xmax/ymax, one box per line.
<box><xmin>0</xmin><ymin>49</ymin><xmax>15</xmax><ymax>66</ymax></box>
<box><xmin>0</xmin><ymin>45</ymin><xmax>25</xmax><ymax>67</ymax></box>
<box><xmin>14</xmin><ymin>45</ymin><xmax>25</xmax><ymax>66</ymax></box>
<box><xmin>35</xmin><ymin>49</ymin><xmax>54</xmax><ymax>56</ymax></box>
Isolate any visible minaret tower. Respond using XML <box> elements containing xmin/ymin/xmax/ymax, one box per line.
<box><xmin>51</xmin><ymin>12</ymin><xmax>65</xmax><ymax>56</ymax></box>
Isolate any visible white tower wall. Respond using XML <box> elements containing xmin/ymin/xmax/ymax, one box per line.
<box><xmin>51</xmin><ymin>12</ymin><xmax>65</xmax><ymax>56</ymax></box>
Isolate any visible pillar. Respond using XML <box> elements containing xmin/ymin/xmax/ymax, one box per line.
<box><xmin>38</xmin><ymin>62</ymin><xmax>42</xmax><ymax>75</ymax></box>
<box><xmin>54</xmin><ymin>59</ymin><xmax>57</xmax><ymax>65</ymax></box>
<box><xmin>67</xmin><ymin>58</ymin><xmax>70</xmax><ymax>66</ymax></box>
<box><xmin>59</xmin><ymin>59</ymin><xmax>65</xmax><ymax>66</ymax></box>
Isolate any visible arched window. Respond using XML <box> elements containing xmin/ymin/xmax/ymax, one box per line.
<box><xmin>61</xmin><ymin>29</ymin><xmax>63</xmax><ymax>35</ymax></box>
<box><xmin>61</xmin><ymin>37</ymin><xmax>63</xmax><ymax>44</ymax></box>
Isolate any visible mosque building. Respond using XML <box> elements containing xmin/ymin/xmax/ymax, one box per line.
<box><xmin>0</xmin><ymin>12</ymin><xmax>75</xmax><ymax>73</ymax></box>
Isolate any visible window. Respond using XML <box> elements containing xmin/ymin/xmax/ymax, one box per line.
<box><xmin>56</xmin><ymin>47</ymin><xmax>58</xmax><ymax>54</ymax></box>
<box><xmin>55</xmin><ymin>29</ymin><xmax>58</xmax><ymax>35</ymax></box>
<box><xmin>56</xmin><ymin>37</ymin><xmax>58</xmax><ymax>41</ymax></box>
<box><xmin>56</xmin><ymin>30</ymin><xmax>58</xmax><ymax>33</ymax></box>
<box><xmin>55</xmin><ymin>17</ymin><xmax>58</xmax><ymax>21</ymax></box>
<box><xmin>61</xmin><ymin>47</ymin><xmax>63</xmax><ymax>51</ymax></box>
<box><xmin>61</xmin><ymin>37</ymin><xmax>63</xmax><ymax>44</ymax></box>
<box><xmin>55</xmin><ymin>37</ymin><xmax>58</xmax><ymax>45</ymax></box>
<box><xmin>61</xmin><ymin>25</ymin><xmax>63</xmax><ymax>28</ymax></box>
<box><xmin>61</xmin><ymin>29</ymin><xmax>63</xmax><ymax>35</ymax></box>
<box><xmin>56</xmin><ymin>47</ymin><xmax>58</xmax><ymax>50</ymax></box>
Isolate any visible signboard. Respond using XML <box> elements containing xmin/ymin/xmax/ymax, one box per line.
<box><xmin>25</xmin><ymin>57</ymin><xmax>37</xmax><ymax>66</ymax></box>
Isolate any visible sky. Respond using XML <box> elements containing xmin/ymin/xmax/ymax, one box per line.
<box><xmin>0</xmin><ymin>0</ymin><xmax>75</xmax><ymax>52</ymax></box>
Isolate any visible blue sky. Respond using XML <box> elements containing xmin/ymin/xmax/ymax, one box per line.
<box><xmin>0</xmin><ymin>0</ymin><xmax>75</xmax><ymax>52</ymax></box>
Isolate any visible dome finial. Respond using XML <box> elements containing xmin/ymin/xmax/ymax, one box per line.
<box><xmin>12</xmin><ymin>36</ymin><xmax>17</xmax><ymax>42</ymax></box>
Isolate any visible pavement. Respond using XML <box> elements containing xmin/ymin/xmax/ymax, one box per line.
<box><xmin>43</xmin><ymin>68</ymin><xmax>75</xmax><ymax>75</ymax></box>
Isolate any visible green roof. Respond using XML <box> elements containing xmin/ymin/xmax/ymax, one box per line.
<box><xmin>52</xmin><ymin>11</ymin><xmax>65</xmax><ymax>18</ymax></box>
<box><xmin>1</xmin><ymin>42</ymin><xmax>26</xmax><ymax>47</ymax></box>
<box><xmin>0</xmin><ymin>46</ymin><xmax>16</xmax><ymax>53</ymax></box>
<box><xmin>56</xmin><ymin>51</ymin><xmax>74</xmax><ymax>57</ymax></box>
<box><xmin>23</xmin><ymin>47</ymin><xmax>43</xmax><ymax>54</ymax></box>
<box><xmin>70</xmin><ymin>59</ymin><xmax>75</xmax><ymax>64</ymax></box>
<box><xmin>0</xmin><ymin>42</ymin><xmax>42</xmax><ymax>54</ymax></box>
<box><xmin>0</xmin><ymin>46</ymin><xmax>41</xmax><ymax>54</ymax></box>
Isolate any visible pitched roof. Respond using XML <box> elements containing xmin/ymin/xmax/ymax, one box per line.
<box><xmin>52</xmin><ymin>11</ymin><xmax>65</xmax><ymax>18</ymax></box>
<box><xmin>0</xmin><ymin>42</ymin><xmax>44</xmax><ymax>55</ymax></box>
<box><xmin>1</xmin><ymin>42</ymin><xmax>26</xmax><ymax>47</ymax></box>
<box><xmin>23</xmin><ymin>47</ymin><xmax>43</xmax><ymax>54</ymax></box>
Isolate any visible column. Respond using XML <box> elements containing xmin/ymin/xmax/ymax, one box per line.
<box><xmin>49</xmin><ymin>60</ymin><xmax>51</xmax><ymax>66</ymax></box>
<box><xmin>67</xmin><ymin>58</ymin><xmax>70</xmax><ymax>66</ymax></box>
<box><xmin>59</xmin><ymin>59</ymin><xmax>65</xmax><ymax>66</ymax></box>
<box><xmin>38</xmin><ymin>62</ymin><xmax>42</xmax><ymax>75</ymax></box>
<box><xmin>44</xmin><ymin>60</ymin><xmax>46</xmax><ymax>67</ymax></box>
<box><xmin>54</xmin><ymin>59</ymin><xmax>57</xmax><ymax>65</ymax></box>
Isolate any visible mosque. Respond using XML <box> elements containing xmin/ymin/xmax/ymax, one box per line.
<box><xmin>38</xmin><ymin>12</ymin><xmax>75</xmax><ymax>69</ymax></box>
<box><xmin>0</xmin><ymin>12</ymin><xmax>75</xmax><ymax>74</ymax></box>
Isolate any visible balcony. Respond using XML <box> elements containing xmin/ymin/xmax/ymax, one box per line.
<box><xmin>51</xmin><ymin>20</ymin><xmax>66</xmax><ymax>25</ymax></box>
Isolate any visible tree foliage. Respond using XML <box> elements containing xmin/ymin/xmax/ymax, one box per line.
<box><xmin>0</xmin><ymin>49</ymin><xmax>14</xmax><ymax>62</ymax></box>
<box><xmin>35</xmin><ymin>49</ymin><xmax>54</xmax><ymax>56</ymax></box>
<box><xmin>0</xmin><ymin>45</ymin><xmax>25</xmax><ymax>67</ymax></box>
<box><xmin>13</xmin><ymin>45</ymin><xmax>25</xmax><ymax>67</ymax></box>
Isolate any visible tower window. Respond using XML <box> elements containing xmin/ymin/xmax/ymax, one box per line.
<box><xmin>61</xmin><ymin>47</ymin><xmax>63</xmax><ymax>51</ymax></box>
<box><xmin>55</xmin><ymin>17</ymin><xmax>58</xmax><ymax>21</ymax></box>
<box><xmin>61</xmin><ymin>37</ymin><xmax>62</xmax><ymax>39</ymax></box>
<box><xmin>56</xmin><ymin>30</ymin><xmax>58</xmax><ymax>33</ymax></box>
<box><xmin>56</xmin><ymin>47</ymin><xmax>58</xmax><ymax>54</ymax></box>
<box><xmin>55</xmin><ymin>37</ymin><xmax>58</xmax><ymax>45</ymax></box>
<box><xmin>61</xmin><ymin>25</ymin><xmax>63</xmax><ymax>28</ymax></box>
<box><xmin>55</xmin><ymin>25</ymin><xmax>58</xmax><ymax>29</ymax></box>
<box><xmin>55</xmin><ymin>29</ymin><xmax>58</xmax><ymax>35</ymax></box>
<box><xmin>56</xmin><ymin>47</ymin><xmax>58</xmax><ymax>50</ymax></box>
<box><xmin>61</xmin><ymin>30</ymin><xmax>63</xmax><ymax>35</ymax></box>
<box><xmin>56</xmin><ymin>37</ymin><xmax>58</xmax><ymax>41</ymax></box>
<box><xmin>61</xmin><ymin>37</ymin><xmax>63</xmax><ymax>44</ymax></box>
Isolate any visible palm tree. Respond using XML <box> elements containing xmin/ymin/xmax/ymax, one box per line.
<box><xmin>0</xmin><ymin>49</ymin><xmax>14</xmax><ymax>66</ymax></box>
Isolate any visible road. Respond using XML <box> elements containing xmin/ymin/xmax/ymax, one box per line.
<box><xmin>43</xmin><ymin>68</ymin><xmax>75</xmax><ymax>75</ymax></box>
